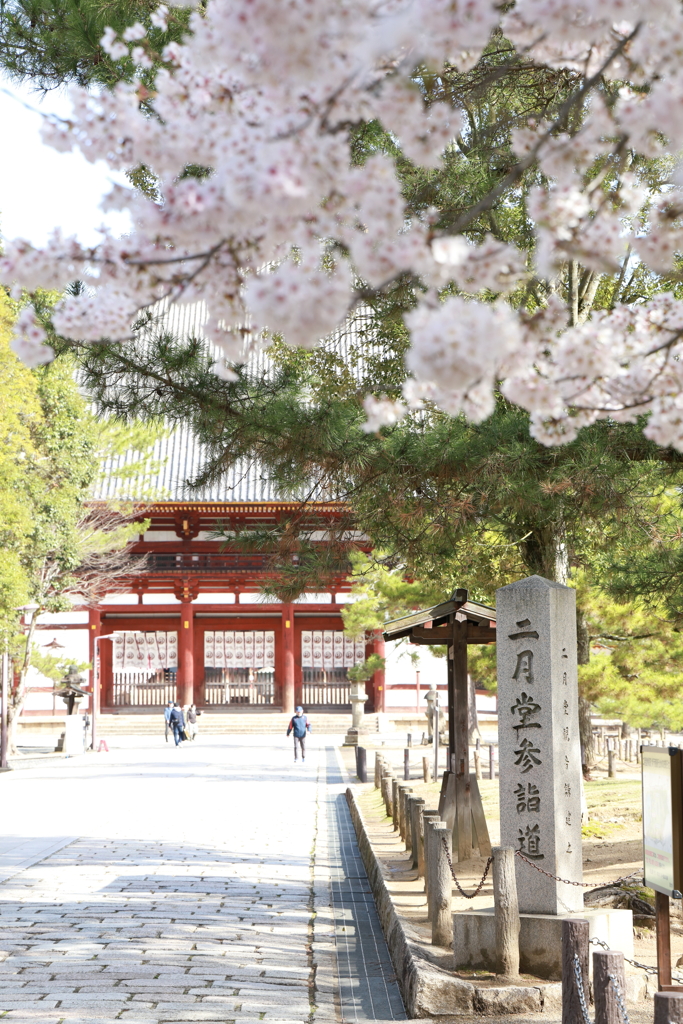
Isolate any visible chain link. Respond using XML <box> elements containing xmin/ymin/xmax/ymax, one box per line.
<box><xmin>608</xmin><ymin>972</ymin><xmax>631</xmax><ymax>1024</ymax></box>
<box><xmin>573</xmin><ymin>953</ymin><xmax>593</xmax><ymax>1024</ymax></box>
<box><xmin>515</xmin><ymin>852</ymin><xmax>642</xmax><ymax>890</ymax></box>
<box><xmin>589</xmin><ymin>936</ymin><xmax>683</xmax><ymax>983</ymax></box>
<box><xmin>440</xmin><ymin>835</ymin><xmax>492</xmax><ymax>898</ymax></box>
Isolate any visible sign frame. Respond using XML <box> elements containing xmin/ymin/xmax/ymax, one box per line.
<box><xmin>642</xmin><ymin>745</ymin><xmax>683</xmax><ymax>899</ymax></box>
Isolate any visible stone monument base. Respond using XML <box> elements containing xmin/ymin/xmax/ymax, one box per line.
<box><xmin>453</xmin><ymin>906</ymin><xmax>633</xmax><ymax>980</ymax></box>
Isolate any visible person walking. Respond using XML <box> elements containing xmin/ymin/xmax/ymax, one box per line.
<box><xmin>186</xmin><ymin>704</ymin><xmax>200</xmax><ymax>741</ymax></box>
<box><xmin>169</xmin><ymin>702</ymin><xmax>186</xmax><ymax>746</ymax></box>
<box><xmin>164</xmin><ymin>700</ymin><xmax>173</xmax><ymax>742</ymax></box>
<box><xmin>287</xmin><ymin>706</ymin><xmax>312</xmax><ymax>762</ymax></box>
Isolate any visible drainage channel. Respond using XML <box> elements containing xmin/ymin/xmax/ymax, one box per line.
<box><xmin>324</xmin><ymin>746</ymin><xmax>406</xmax><ymax>1023</ymax></box>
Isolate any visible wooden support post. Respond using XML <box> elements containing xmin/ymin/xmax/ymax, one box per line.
<box><xmin>357</xmin><ymin>746</ymin><xmax>367</xmax><ymax>783</ymax></box>
<box><xmin>407</xmin><ymin>732</ymin><xmax>412</xmax><ymax>748</ymax></box>
<box><xmin>423</xmin><ymin>756</ymin><xmax>431</xmax><ymax>782</ymax></box>
<box><xmin>453</xmin><ymin>618</ymin><xmax>472</xmax><ymax>860</ymax></box>
<box><xmin>658</xmin><ymin>891</ymin><xmax>673</xmax><ymax>990</ymax></box>
<box><xmin>608</xmin><ymin>748</ymin><xmax>615</xmax><ymax>778</ymax></box>
<box><xmin>374</xmin><ymin>752</ymin><xmax>383</xmax><ymax>788</ymax></box>
<box><xmin>593</xmin><ymin>949</ymin><xmax>626</xmax><ymax>1024</ymax></box>
<box><xmin>655</xmin><ymin>991</ymin><xmax>683</xmax><ymax>1024</ymax></box>
<box><xmin>562</xmin><ymin>919</ymin><xmax>590</xmax><ymax>1024</ymax></box>
<box><xmin>392</xmin><ymin>778</ymin><xmax>400</xmax><ymax>830</ymax></box>
<box><xmin>408</xmin><ymin>796</ymin><xmax>424</xmax><ymax>869</ymax></box>
<box><xmin>431</xmin><ymin>823</ymin><xmax>453</xmax><ymax>948</ymax></box>
<box><xmin>404</xmin><ymin>748</ymin><xmax>410</xmax><ymax>781</ymax></box>
<box><xmin>492</xmin><ymin>847</ymin><xmax>520</xmax><ymax>979</ymax></box>
<box><xmin>470</xmin><ymin>776</ymin><xmax>492</xmax><ymax>857</ymax></box>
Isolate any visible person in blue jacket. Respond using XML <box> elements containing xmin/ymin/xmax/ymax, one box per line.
<box><xmin>168</xmin><ymin>702</ymin><xmax>185</xmax><ymax>746</ymax></box>
<box><xmin>287</xmin><ymin>706</ymin><xmax>312</xmax><ymax>761</ymax></box>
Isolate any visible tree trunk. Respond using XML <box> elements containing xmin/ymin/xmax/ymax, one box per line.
<box><xmin>8</xmin><ymin>612</ymin><xmax>40</xmax><ymax>756</ymax></box>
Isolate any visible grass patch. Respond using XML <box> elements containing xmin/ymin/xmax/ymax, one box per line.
<box><xmin>584</xmin><ymin>779</ymin><xmax>642</xmax><ymax>822</ymax></box>
<box><xmin>581</xmin><ymin>821</ymin><xmax>624</xmax><ymax>839</ymax></box>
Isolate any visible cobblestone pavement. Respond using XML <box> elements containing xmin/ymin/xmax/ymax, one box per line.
<box><xmin>0</xmin><ymin>736</ymin><xmax>405</xmax><ymax>1024</ymax></box>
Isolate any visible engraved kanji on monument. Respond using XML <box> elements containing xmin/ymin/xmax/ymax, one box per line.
<box><xmin>496</xmin><ymin>575</ymin><xmax>583</xmax><ymax>915</ymax></box>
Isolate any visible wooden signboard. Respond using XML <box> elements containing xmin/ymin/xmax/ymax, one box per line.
<box><xmin>642</xmin><ymin>745</ymin><xmax>683</xmax><ymax>991</ymax></box>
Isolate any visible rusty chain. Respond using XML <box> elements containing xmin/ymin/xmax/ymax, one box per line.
<box><xmin>515</xmin><ymin>851</ymin><xmax>641</xmax><ymax>889</ymax></box>
<box><xmin>436</xmin><ymin>839</ymin><xmax>641</xmax><ymax>899</ymax></box>
<box><xmin>440</xmin><ymin>836</ymin><xmax>492</xmax><ymax>898</ymax></box>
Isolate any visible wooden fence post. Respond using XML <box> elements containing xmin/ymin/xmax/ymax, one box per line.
<box><xmin>404</xmin><ymin>748</ymin><xmax>410</xmax><ymax>781</ymax></box>
<box><xmin>357</xmin><ymin>746</ymin><xmax>367</xmax><ymax>783</ymax></box>
<box><xmin>374</xmin><ymin>752</ymin><xmax>383</xmax><ymax>788</ymax></box>
<box><xmin>608</xmin><ymin>748</ymin><xmax>615</xmax><ymax>778</ymax></box>
<box><xmin>492</xmin><ymin>847</ymin><xmax>520</xmax><ymax>979</ymax></box>
<box><xmin>655</xmin><ymin>991</ymin><xmax>683</xmax><ymax>1024</ymax></box>
<box><xmin>431</xmin><ymin>823</ymin><xmax>453</xmax><ymax>947</ymax></box>
<box><xmin>562</xmin><ymin>918</ymin><xmax>589</xmax><ymax>1024</ymax></box>
<box><xmin>593</xmin><ymin>949</ymin><xmax>626</xmax><ymax>1024</ymax></box>
<box><xmin>422</xmin><ymin>811</ymin><xmax>441</xmax><ymax>912</ymax></box>
<box><xmin>423</xmin><ymin>756</ymin><xmax>431</xmax><ymax>782</ymax></box>
<box><xmin>391</xmin><ymin>778</ymin><xmax>400</xmax><ymax>830</ymax></box>
<box><xmin>409</xmin><ymin>796</ymin><xmax>424</xmax><ymax>870</ymax></box>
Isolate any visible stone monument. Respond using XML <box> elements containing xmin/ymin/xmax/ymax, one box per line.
<box><xmin>453</xmin><ymin>575</ymin><xmax>633</xmax><ymax>979</ymax></box>
<box><xmin>343</xmin><ymin>679</ymin><xmax>368</xmax><ymax>746</ymax></box>
<box><xmin>497</xmin><ymin>574</ymin><xmax>583</xmax><ymax>914</ymax></box>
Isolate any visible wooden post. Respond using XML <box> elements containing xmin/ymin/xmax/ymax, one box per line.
<box><xmin>453</xmin><ymin>618</ymin><xmax>472</xmax><ymax>860</ymax></box>
<box><xmin>422</xmin><ymin>811</ymin><xmax>441</xmax><ymax>908</ymax></box>
<box><xmin>423</xmin><ymin>756</ymin><xmax>431</xmax><ymax>782</ymax></box>
<box><xmin>357</xmin><ymin>746</ymin><xmax>367</xmax><ymax>783</ymax></box>
<box><xmin>657</xmin><ymin>890</ymin><xmax>673</xmax><ymax>989</ymax></box>
<box><xmin>608</xmin><ymin>748</ymin><xmax>615</xmax><ymax>778</ymax></box>
<box><xmin>474</xmin><ymin>738</ymin><xmax>481</xmax><ymax>781</ymax></box>
<box><xmin>282</xmin><ymin>603</ymin><xmax>295</xmax><ymax>715</ymax></box>
<box><xmin>432</xmin><ymin>823</ymin><xmax>453</xmax><ymax>947</ymax></box>
<box><xmin>489</xmin><ymin>744</ymin><xmax>495</xmax><ymax>779</ymax></box>
<box><xmin>398</xmin><ymin>784</ymin><xmax>412</xmax><ymax>841</ymax></box>
<box><xmin>407</xmin><ymin>732</ymin><xmax>412</xmax><ymax>748</ymax></box>
<box><xmin>404</xmin><ymin>748</ymin><xmax>410</xmax><ymax>781</ymax></box>
<box><xmin>425</xmin><ymin>818</ymin><xmax>441</xmax><ymax>922</ymax></box>
<box><xmin>392</xmin><ymin>778</ymin><xmax>400</xmax><ymax>830</ymax></box>
<box><xmin>492</xmin><ymin>847</ymin><xmax>520</xmax><ymax>979</ymax></box>
<box><xmin>374</xmin><ymin>752</ymin><xmax>383</xmax><ymax>788</ymax></box>
<box><xmin>409</xmin><ymin>796</ymin><xmax>424</xmax><ymax>870</ymax></box>
<box><xmin>655</xmin><ymin>991</ymin><xmax>683</xmax><ymax>1024</ymax></box>
<box><xmin>593</xmin><ymin>949</ymin><xmax>626</xmax><ymax>1024</ymax></box>
<box><xmin>562</xmin><ymin>918</ymin><xmax>590</xmax><ymax>1024</ymax></box>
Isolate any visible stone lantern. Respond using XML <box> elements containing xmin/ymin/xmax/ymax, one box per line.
<box><xmin>55</xmin><ymin>666</ymin><xmax>87</xmax><ymax>715</ymax></box>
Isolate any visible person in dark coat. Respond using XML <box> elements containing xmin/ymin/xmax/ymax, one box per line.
<box><xmin>169</xmin><ymin>702</ymin><xmax>185</xmax><ymax>746</ymax></box>
<box><xmin>164</xmin><ymin>700</ymin><xmax>173</xmax><ymax>742</ymax></box>
<box><xmin>287</xmin><ymin>706</ymin><xmax>312</xmax><ymax>761</ymax></box>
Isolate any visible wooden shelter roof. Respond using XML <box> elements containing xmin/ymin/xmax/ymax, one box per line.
<box><xmin>382</xmin><ymin>589</ymin><xmax>496</xmax><ymax>645</ymax></box>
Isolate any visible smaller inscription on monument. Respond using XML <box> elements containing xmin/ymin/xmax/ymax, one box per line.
<box><xmin>496</xmin><ymin>575</ymin><xmax>583</xmax><ymax>914</ymax></box>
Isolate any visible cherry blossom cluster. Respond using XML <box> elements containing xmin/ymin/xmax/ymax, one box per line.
<box><xmin>6</xmin><ymin>0</ymin><xmax>683</xmax><ymax>446</ymax></box>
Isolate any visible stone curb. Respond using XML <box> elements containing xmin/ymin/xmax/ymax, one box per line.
<box><xmin>345</xmin><ymin>786</ymin><xmax>565</xmax><ymax>1017</ymax></box>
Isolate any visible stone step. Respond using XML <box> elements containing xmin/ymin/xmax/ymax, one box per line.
<box><xmin>95</xmin><ymin>711</ymin><xmax>361</xmax><ymax>735</ymax></box>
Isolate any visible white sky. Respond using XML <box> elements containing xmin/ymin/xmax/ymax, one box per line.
<box><xmin>0</xmin><ymin>76</ymin><xmax>130</xmax><ymax>247</ymax></box>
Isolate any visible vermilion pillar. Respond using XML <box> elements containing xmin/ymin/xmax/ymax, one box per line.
<box><xmin>282</xmin><ymin>604</ymin><xmax>295</xmax><ymax>714</ymax></box>
<box><xmin>178</xmin><ymin>601</ymin><xmax>195</xmax><ymax>706</ymax></box>
<box><xmin>372</xmin><ymin>629</ymin><xmax>386</xmax><ymax>713</ymax></box>
<box><xmin>89</xmin><ymin>608</ymin><xmax>101</xmax><ymax>714</ymax></box>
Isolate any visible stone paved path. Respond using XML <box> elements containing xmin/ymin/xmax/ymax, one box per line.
<box><xmin>0</xmin><ymin>736</ymin><xmax>405</xmax><ymax>1024</ymax></box>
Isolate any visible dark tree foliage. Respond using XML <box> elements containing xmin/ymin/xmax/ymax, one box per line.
<box><xmin>0</xmin><ymin>0</ymin><xmax>194</xmax><ymax>90</ymax></box>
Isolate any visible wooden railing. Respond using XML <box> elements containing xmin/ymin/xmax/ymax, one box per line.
<box><xmin>112</xmin><ymin>671</ymin><xmax>177</xmax><ymax>706</ymax></box>
<box><xmin>302</xmin><ymin>668</ymin><xmax>350</xmax><ymax>706</ymax></box>
<box><xmin>204</xmin><ymin>668</ymin><xmax>275</xmax><ymax>705</ymax></box>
